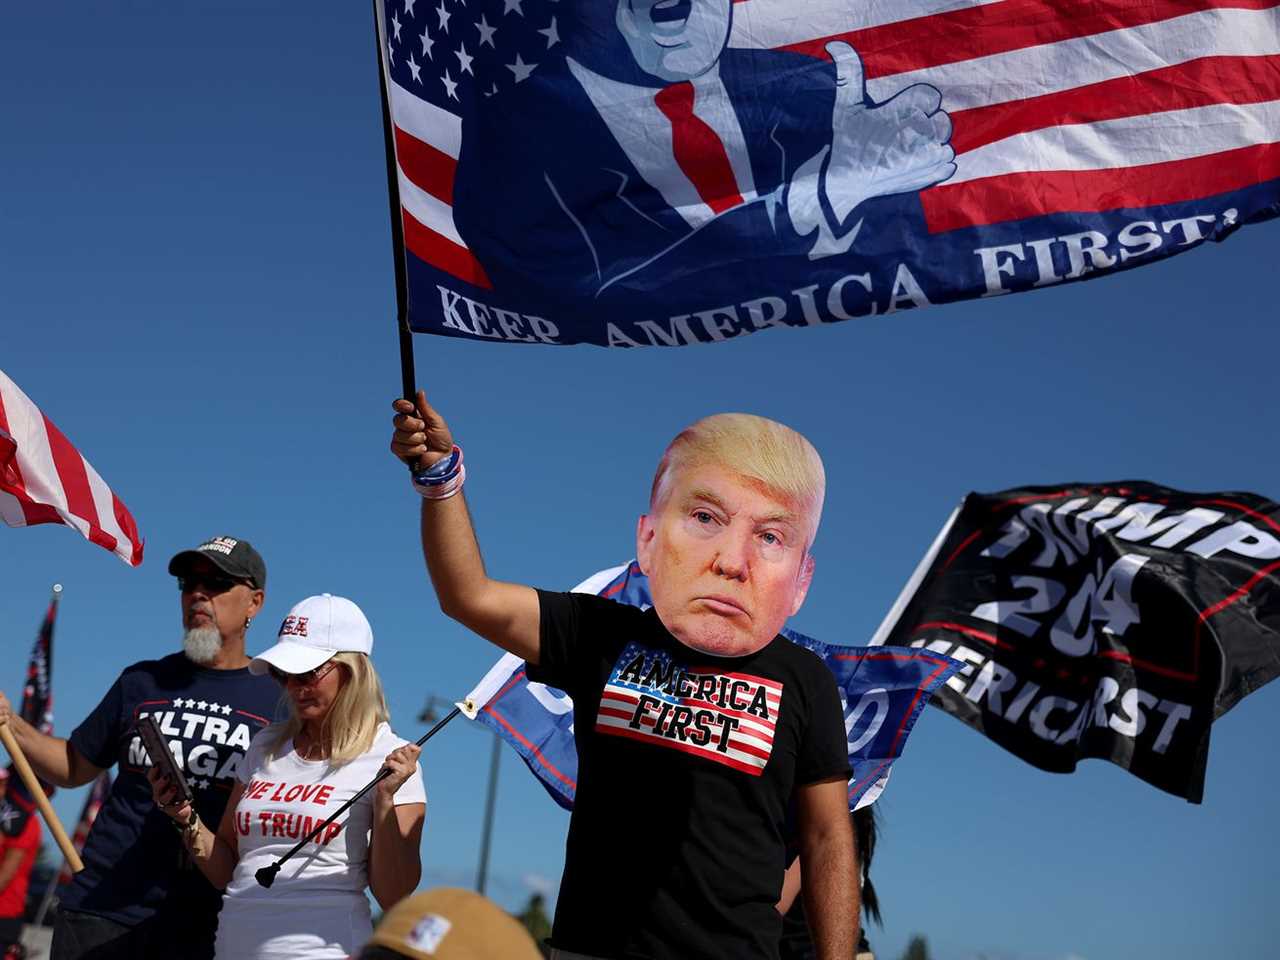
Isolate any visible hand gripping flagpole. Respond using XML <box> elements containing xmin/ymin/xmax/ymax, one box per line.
<box><xmin>0</xmin><ymin>725</ymin><xmax>83</xmax><ymax>874</ymax></box>
<box><xmin>254</xmin><ymin>705</ymin><xmax>459</xmax><ymax>889</ymax></box>
<box><xmin>1</xmin><ymin>583</ymin><xmax>82</xmax><ymax>874</ymax></box>
<box><xmin>370</xmin><ymin>0</ymin><xmax>419</xmax><ymax>429</ymax></box>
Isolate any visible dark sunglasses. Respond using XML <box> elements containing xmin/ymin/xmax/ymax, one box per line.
<box><xmin>268</xmin><ymin>659</ymin><xmax>340</xmax><ymax>687</ymax></box>
<box><xmin>177</xmin><ymin>574</ymin><xmax>248</xmax><ymax>595</ymax></box>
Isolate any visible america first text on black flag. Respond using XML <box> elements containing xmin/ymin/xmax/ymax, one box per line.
<box><xmin>872</xmin><ymin>482</ymin><xmax>1280</xmax><ymax>802</ymax></box>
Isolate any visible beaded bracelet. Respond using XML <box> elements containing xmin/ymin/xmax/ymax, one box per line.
<box><xmin>414</xmin><ymin>464</ymin><xmax>466</xmax><ymax>500</ymax></box>
<box><xmin>416</xmin><ymin>445</ymin><xmax>461</xmax><ymax>483</ymax></box>
<box><xmin>412</xmin><ymin>445</ymin><xmax>466</xmax><ymax>500</ymax></box>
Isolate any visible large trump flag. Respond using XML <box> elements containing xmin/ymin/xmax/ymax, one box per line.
<box><xmin>376</xmin><ymin>0</ymin><xmax>1280</xmax><ymax>347</ymax></box>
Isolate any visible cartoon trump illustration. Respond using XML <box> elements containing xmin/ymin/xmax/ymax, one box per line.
<box><xmin>453</xmin><ymin>0</ymin><xmax>955</xmax><ymax>315</ymax></box>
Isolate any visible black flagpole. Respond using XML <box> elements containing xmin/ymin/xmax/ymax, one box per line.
<box><xmin>371</xmin><ymin>0</ymin><xmax>417</xmax><ymax>413</ymax></box>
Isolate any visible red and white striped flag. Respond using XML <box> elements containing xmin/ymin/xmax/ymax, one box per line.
<box><xmin>742</xmin><ymin>0</ymin><xmax>1280</xmax><ymax>231</ymax></box>
<box><xmin>0</xmin><ymin>369</ymin><xmax>144</xmax><ymax>566</ymax></box>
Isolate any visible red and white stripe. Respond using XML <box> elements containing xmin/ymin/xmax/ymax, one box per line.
<box><xmin>382</xmin><ymin>0</ymin><xmax>1280</xmax><ymax>283</ymax></box>
<box><xmin>596</xmin><ymin>671</ymin><xmax>784</xmax><ymax>776</ymax></box>
<box><xmin>0</xmin><ymin>369</ymin><xmax>144</xmax><ymax>566</ymax></box>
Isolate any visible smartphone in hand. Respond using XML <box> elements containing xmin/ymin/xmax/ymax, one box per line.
<box><xmin>136</xmin><ymin>715</ymin><xmax>194</xmax><ymax>805</ymax></box>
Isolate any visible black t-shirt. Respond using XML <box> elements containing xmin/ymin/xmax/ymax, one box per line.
<box><xmin>62</xmin><ymin>653</ymin><xmax>279</xmax><ymax>933</ymax></box>
<box><xmin>528</xmin><ymin>591</ymin><xmax>850</xmax><ymax>960</ymax></box>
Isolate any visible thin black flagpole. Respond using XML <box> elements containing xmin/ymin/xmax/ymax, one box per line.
<box><xmin>370</xmin><ymin>0</ymin><xmax>418</xmax><ymax>412</ymax></box>
<box><xmin>255</xmin><ymin>705</ymin><xmax>460</xmax><ymax>889</ymax></box>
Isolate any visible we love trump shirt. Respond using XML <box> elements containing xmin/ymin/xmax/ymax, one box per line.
<box><xmin>215</xmin><ymin>722</ymin><xmax>426</xmax><ymax>960</ymax></box>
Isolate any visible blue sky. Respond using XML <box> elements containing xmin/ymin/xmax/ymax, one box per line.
<box><xmin>2</xmin><ymin>4</ymin><xmax>1277</xmax><ymax>960</ymax></box>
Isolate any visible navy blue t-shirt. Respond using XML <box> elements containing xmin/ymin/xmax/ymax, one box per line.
<box><xmin>62</xmin><ymin>653</ymin><xmax>279</xmax><ymax>933</ymax></box>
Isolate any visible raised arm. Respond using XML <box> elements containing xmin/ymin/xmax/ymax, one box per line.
<box><xmin>390</xmin><ymin>391</ymin><xmax>542</xmax><ymax>664</ymax></box>
<box><xmin>0</xmin><ymin>692</ymin><xmax>103</xmax><ymax>789</ymax></box>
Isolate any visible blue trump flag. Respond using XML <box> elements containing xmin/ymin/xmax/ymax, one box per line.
<box><xmin>461</xmin><ymin>562</ymin><xmax>960</xmax><ymax>811</ymax></box>
<box><xmin>376</xmin><ymin>0</ymin><xmax>1280</xmax><ymax>347</ymax></box>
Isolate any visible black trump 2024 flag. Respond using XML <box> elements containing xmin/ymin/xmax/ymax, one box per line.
<box><xmin>871</xmin><ymin>482</ymin><xmax>1280</xmax><ymax>802</ymax></box>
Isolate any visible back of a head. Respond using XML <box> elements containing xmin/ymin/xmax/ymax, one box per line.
<box><xmin>651</xmin><ymin>413</ymin><xmax>826</xmax><ymax>546</ymax></box>
<box><xmin>361</xmin><ymin>887</ymin><xmax>543</xmax><ymax>960</ymax></box>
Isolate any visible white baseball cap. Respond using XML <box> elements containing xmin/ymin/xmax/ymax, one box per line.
<box><xmin>250</xmin><ymin>594</ymin><xmax>374</xmax><ymax>676</ymax></box>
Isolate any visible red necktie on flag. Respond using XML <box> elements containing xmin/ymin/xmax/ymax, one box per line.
<box><xmin>654</xmin><ymin>81</ymin><xmax>745</xmax><ymax>215</ymax></box>
<box><xmin>0</xmin><ymin>368</ymin><xmax>144</xmax><ymax>566</ymax></box>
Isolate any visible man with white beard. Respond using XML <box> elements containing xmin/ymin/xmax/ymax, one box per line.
<box><xmin>0</xmin><ymin>535</ymin><xmax>279</xmax><ymax>960</ymax></box>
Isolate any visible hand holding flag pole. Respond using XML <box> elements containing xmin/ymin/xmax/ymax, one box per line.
<box><xmin>0</xmin><ymin>724</ymin><xmax>82</xmax><ymax>874</ymax></box>
<box><xmin>254</xmin><ymin>705</ymin><xmax>460</xmax><ymax>889</ymax></box>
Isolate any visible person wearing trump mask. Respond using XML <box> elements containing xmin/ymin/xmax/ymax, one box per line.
<box><xmin>391</xmin><ymin>393</ymin><xmax>853</xmax><ymax>960</ymax></box>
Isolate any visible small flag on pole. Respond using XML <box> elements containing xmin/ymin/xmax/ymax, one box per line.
<box><xmin>2</xmin><ymin>588</ymin><xmax>60</xmax><ymax>837</ymax></box>
<box><xmin>22</xmin><ymin>586</ymin><xmax>57</xmax><ymax>737</ymax></box>
<box><xmin>0</xmin><ymin>368</ymin><xmax>143</xmax><ymax>566</ymax></box>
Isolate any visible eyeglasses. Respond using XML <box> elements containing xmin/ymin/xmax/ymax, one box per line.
<box><xmin>177</xmin><ymin>574</ymin><xmax>248</xmax><ymax>595</ymax></box>
<box><xmin>269</xmin><ymin>659</ymin><xmax>340</xmax><ymax>687</ymax></box>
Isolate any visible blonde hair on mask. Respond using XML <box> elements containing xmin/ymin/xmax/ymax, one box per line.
<box><xmin>269</xmin><ymin>652</ymin><xmax>390</xmax><ymax>766</ymax></box>
<box><xmin>649</xmin><ymin>413</ymin><xmax>826</xmax><ymax>546</ymax></box>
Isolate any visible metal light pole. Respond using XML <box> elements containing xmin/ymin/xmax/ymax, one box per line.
<box><xmin>417</xmin><ymin>693</ymin><xmax>502</xmax><ymax>895</ymax></box>
<box><xmin>475</xmin><ymin>734</ymin><xmax>501</xmax><ymax>895</ymax></box>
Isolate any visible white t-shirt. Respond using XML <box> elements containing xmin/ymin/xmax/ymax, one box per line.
<box><xmin>214</xmin><ymin>722</ymin><xmax>426</xmax><ymax>960</ymax></box>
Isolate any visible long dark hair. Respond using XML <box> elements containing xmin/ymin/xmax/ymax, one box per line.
<box><xmin>854</xmin><ymin>805</ymin><xmax>881</xmax><ymax>925</ymax></box>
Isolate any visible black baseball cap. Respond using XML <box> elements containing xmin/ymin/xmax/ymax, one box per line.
<box><xmin>168</xmin><ymin>535</ymin><xmax>266</xmax><ymax>590</ymax></box>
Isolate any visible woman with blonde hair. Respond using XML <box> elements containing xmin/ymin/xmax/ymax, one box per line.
<box><xmin>150</xmin><ymin>594</ymin><xmax>426</xmax><ymax>960</ymax></box>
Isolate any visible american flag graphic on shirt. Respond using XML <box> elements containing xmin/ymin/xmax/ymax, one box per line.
<box><xmin>376</xmin><ymin>0</ymin><xmax>1280</xmax><ymax>347</ymax></box>
<box><xmin>595</xmin><ymin>641</ymin><xmax>783</xmax><ymax>776</ymax></box>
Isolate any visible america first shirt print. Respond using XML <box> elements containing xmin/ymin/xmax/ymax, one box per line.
<box><xmin>596</xmin><ymin>641</ymin><xmax>782</xmax><ymax>776</ymax></box>
<box><xmin>530</xmin><ymin>590</ymin><xmax>850</xmax><ymax>960</ymax></box>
